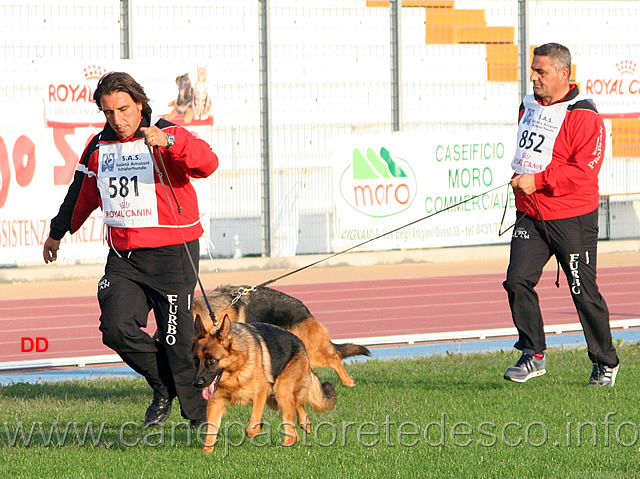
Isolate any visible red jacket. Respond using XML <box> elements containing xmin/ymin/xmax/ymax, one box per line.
<box><xmin>49</xmin><ymin>115</ymin><xmax>219</xmax><ymax>250</ymax></box>
<box><xmin>513</xmin><ymin>84</ymin><xmax>605</xmax><ymax>221</ymax></box>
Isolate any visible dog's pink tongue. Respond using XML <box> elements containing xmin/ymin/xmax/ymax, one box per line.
<box><xmin>202</xmin><ymin>382</ymin><xmax>218</xmax><ymax>401</ymax></box>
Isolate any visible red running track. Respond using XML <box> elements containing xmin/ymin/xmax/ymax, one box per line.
<box><xmin>1</xmin><ymin>265</ymin><xmax>640</xmax><ymax>365</ymax></box>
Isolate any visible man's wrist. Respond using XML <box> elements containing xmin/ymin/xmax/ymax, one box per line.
<box><xmin>164</xmin><ymin>133</ymin><xmax>175</xmax><ymax>149</ymax></box>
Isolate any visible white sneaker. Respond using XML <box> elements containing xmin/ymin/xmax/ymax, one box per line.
<box><xmin>588</xmin><ymin>362</ymin><xmax>619</xmax><ymax>387</ymax></box>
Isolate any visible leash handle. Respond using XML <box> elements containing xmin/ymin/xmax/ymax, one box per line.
<box><xmin>498</xmin><ymin>183</ymin><xmax>534</xmax><ymax>237</ymax></box>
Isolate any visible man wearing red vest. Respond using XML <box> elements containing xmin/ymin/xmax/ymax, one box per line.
<box><xmin>43</xmin><ymin>72</ymin><xmax>219</xmax><ymax>423</ymax></box>
<box><xmin>503</xmin><ymin>43</ymin><xmax>619</xmax><ymax>386</ymax></box>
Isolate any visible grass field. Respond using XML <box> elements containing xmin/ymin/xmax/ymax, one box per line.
<box><xmin>1</xmin><ymin>343</ymin><xmax>639</xmax><ymax>479</ymax></box>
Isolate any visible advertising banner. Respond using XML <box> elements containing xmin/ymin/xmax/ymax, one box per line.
<box><xmin>331</xmin><ymin>131</ymin><xmax>518</xmax><ymax>252</ymax></box>
<box><xmin>577</xmin><ymin>54</ymin><xmax>640</xmax><ymax>117</ymax></box>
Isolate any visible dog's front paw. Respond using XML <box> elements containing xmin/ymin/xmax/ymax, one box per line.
<box><xmin>341</xmin><ymin>376</ymin><xmax>356</xmax><ymax>387</ymax></box>
<box><xmin>281</xmin><ymin>435</ymin><xmax>299</xmax><ymax>447</ymax></box>
<box><xmin>246</xmin><ymin>422</ymin><xmax>264</xmax><ymax>438</ymax></box>
<box><xmin>201</xmin><ymin>445</ymin><xmax>215</xmax><ymax>454</ymax></box>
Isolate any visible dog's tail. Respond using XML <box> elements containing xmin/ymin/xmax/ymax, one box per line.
<box><xmin>333</xmin><ymin>342</ymin><xmax>372</xmax><ymax>360</ymax></box>
<box><xmin>306</xmin><ymin>373</ymin><xmax>337</xmax><ymax>412</ymax></box>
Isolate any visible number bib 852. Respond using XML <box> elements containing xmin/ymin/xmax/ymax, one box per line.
<box><xmin>511</xmin><ymin>94</ymin><xmax>574</xmax><ymax>175</ymax></box>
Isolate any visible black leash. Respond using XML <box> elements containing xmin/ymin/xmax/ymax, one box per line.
<box><xmin>231</xmin><ymin>179</ymin><xmax>562</xmax><ymax>312</ymax></box>
<box><xmin>144</xmin><ymin>137</ymin><xmax>218</xmax><ymax>329</ymax></box>
<box><xmin>255</xmin><ymin>181</ymin><xmax>513</xmax><ymax>290</ymax></box>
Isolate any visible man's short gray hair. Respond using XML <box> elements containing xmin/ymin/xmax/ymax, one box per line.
<box><xmin>533</xmin><ymin>43</ymin><xmax>572</xmax><ymax>75</ymax></box>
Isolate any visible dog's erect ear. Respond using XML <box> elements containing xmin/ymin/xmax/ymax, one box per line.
<box><xmin>193</xmin><ymin>313</ymin><xmax>208</xmax><ymax>340</ymax></box>
<box><xmin>218</xmin><ymin>314</ymin><xmax>232</xmax><ymax>345</ymax></box>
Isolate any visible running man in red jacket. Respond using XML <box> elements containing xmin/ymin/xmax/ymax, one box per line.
<box><xmin>43</xmin><ymin>72</ymin><xmax>219</xmax><ymax>424</ymax></box>
<box><xmin>502</xmin><ymin>43</ymin><xmax>619</xmax><ymax>386</ymax></box>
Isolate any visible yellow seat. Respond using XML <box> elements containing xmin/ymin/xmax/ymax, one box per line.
<box><xmin>366</xmin><ymin>0</ymin><xmax>455</xmax><ymax>7</ymax></box>
<box><xmin>610</xmin><ymin>118</ymin><xmax>640</xmax><ymax>157</ymax></box>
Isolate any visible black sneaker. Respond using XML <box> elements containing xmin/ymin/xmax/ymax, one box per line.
<box><xmin>588</xmin><ymin>362</ymin><xmax>619</xmax><ymax>387</ymax></box>
<box><xmin>504</xmin><ymin>353</ymin><xmax>546</xmax><ymax>383</ymax></box>
<box><xmin>144</xmin><ymin>395</ymin><xmax>172</xmax><ymax>426</ymax></box>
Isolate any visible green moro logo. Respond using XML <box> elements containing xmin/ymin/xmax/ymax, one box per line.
<box><xmin>339</xmin><ymin>147</ymin><xmax>416</xmax><ymax>218</ymax></box>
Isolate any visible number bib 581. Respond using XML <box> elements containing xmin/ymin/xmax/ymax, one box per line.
<box><xmin>97</xmin><ymin>140</ymin><xmax>159</xmax><ymax>228</ymax></box>
<box><xmin>511</xmin><ymin>94</ymin><xmax>575</xmax><ymax>175</ymax></box>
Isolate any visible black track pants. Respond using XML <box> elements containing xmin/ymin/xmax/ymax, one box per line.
<box><xmin>503</xmin><ymin>209</ymin><xmax>618</xmax><ymax>367</ymax></box>
<box><xmin>97</xmin><ymin>240</ymin><xmax>206</xmax><ymax>421</ymax></box>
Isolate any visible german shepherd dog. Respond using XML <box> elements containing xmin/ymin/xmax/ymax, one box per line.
<box><xmin>192</xmin><ymin>285</ymin><xmax>371</xmax><ymax>387</ymax></box>
<box><xmin>192</xmin><ymin>314</ymin><xmax>337</xmax><ymax>453</ymax></box>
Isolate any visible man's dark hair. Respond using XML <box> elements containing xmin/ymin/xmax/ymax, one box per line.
<box><xmin>533</xmin><ymin>43</ymin><xmax>572</xmax><ymax>76</ymax></box>
<box><xmin>93</xmin><ymin>71</ymin><xmax>152</xmax><ymax>116</ymax></box>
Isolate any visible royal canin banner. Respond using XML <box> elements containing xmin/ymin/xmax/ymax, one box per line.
<box><xmin>576</xmin><ymin>55</ymin><xmax>640</xmax><ymax>117</ymax></box>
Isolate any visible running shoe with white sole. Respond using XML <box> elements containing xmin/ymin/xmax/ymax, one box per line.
<box><xmin>504</xmin><ymin>353</ymin><xmax>546</xmax><ymax>383</ymax></box>
<box><xmin>588</xmin><ymin>362</ymin><xmax>619</xmax><ymax>387</ymax></box>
